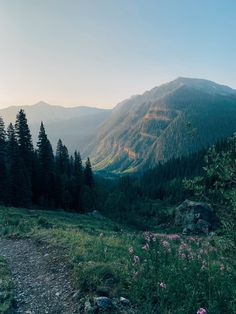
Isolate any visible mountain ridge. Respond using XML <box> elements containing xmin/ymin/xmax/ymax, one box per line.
<box><xmin>0</xmin><ymin>102</ymin><xmax>112</xmax><ymax>154</ymax></box>
<box><xmin>85</xmin><ymin>77</ymin><xmax>236</xmax><ymax>173</ymax></box>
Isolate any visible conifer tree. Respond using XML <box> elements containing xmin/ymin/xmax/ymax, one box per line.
<box><xmin>84</xmin><ymin>157</ymin><xmax>93</xmax><ymax>188</ymax></box>
<box><xmin>0</xmin><ymin>117</ymin><xmax>6</xmax><ymax>203</ymax></box>
<box><xmin>72</xmin><ymin>150</ymin><xmax>83</xmax><ymax>211</ymax></box>
<box><xmin>36</xmin><ymin>122</ymin><xmax>55</xmax><ymax>207</ymax></box>
<box><xmin>55</xmin><ymin>139</ymin><xmax>69</xmax><ymax>175</ymax></box>
<box><xmin>6</xmin><ymin>123</ymin><xmax>31</xmax><ymax>206</ymax></box>
<box><xmin>15</xmin><ymin>109</ymin><xmax>33</xmax><ymax>170</ymax></box>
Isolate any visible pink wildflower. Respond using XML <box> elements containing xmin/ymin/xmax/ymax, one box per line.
<box><xmin>197</xmin><ymin>307</ymin><xmax>207</xmax><ymax>314</ymax></box>
<box><xmin>133</xmin><ymin>255</ymin><xmax>140</xmax><ymax>263</ymax></box>
<box><xmin>168</xmin><ymin>234</ymin><xmax>180</xmax><ymax>241</ymax></box>
<box><xmin>178</xmin><ymin>242</ymin><xmax>193</xmax><ymax>260</ymax></box>
<box><xmin>128</xmin><ymin>246</ymin><xmax>134</xmax><ymax>254</ymax></box>
<box><xmin>144</xmin><ymin>232</ymin><xmax>156</xmax><ymax>242</ymax></box>
<box><xmin>159</xmin><ymin>282</ymin><xmax>167</xmax><ymax>289</ymax></box>
<box><xmin>220</xmin><ymin>264</ymin><xmax>225</xmax><ymax>271</ymax></box>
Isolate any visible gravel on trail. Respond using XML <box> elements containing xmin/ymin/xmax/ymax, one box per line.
<box><xmin>0</xmin><ymin>238</ymin><xmax>80</xmax><ymax>314</ymax></box>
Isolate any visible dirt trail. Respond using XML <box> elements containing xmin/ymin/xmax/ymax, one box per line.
<box><xmin>0</xmin><ymin>238</ymin><xmax>79</xmax><ymax>314</ymax></box>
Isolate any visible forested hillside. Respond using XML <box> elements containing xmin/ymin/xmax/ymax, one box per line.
<box><xmin>86</xmin><ymin>78</ymin><xmax>236</xmax><ymax>173</ymax></box>
<box><xmin>0</xmin><ymin>110</ymin><xmax>95</xmax><ymax>212</ymax></box>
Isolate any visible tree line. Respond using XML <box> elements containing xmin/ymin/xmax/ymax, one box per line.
<box><xmin>0</xmin><ymin>110</ymin><xmax>94</xmax><ymax>211</ymax></box>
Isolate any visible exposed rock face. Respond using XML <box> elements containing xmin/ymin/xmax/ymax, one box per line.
<box><xmin>175</xmin><ymin>200</ymin><xmax>217</xmax><ymax>234</ymax></box>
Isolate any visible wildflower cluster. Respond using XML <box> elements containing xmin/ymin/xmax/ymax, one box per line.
<box><xmin>178</xmin><ymin>242</ymin><xmax>193</xmax><ymax>260</ymax></box>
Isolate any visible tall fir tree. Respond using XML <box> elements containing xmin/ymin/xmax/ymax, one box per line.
<box><xmin>72</xmin><ymin>150</ymin><xmax>83</xmax><ymax>211</ymax></box>
<box><xmin>15</xmin><ymin>109</ymin><xmax>34</xmax><ymax>170</ymax></box>
<box><xmin>6</xmin><ymin>123</ymin><xmax>31</xmax><ymax>206</ymax></box>
<box><xmin>15</xmin><ymin>109</ymin><xmax>33</xmax><ymax>204</ymax></box>
<box><xmin>55</xmin><ymin>139</ymin><xmax>69</xmax><ymax>175</ymax></box>
<box><xmin>0</xmin><ymin>116</ymin><xmax>6</xmax><ymax>203</ymax></box>
<box><xmin>36</xmin><ymin>122</ymin><xmax>55</xmax><ymax>207</ymax></box>
<box><xmin>84</xmin><ymin>157</ymin><xmax>93</xmax><ymax>188</ymax></box>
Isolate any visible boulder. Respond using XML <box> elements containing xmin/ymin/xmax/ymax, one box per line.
<box><xmin>175</xmin><ymin>200</ymin><xmax>217</xmax><ymax>234</ymax></box>
<box><xmin>94</xmin><ymin>296</ymin><xmax>112</xmax><ymax>310</ymax></box>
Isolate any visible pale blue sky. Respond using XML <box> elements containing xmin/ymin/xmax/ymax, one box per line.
<box><xmin>0</xmin><ymin>0</ymin><xmax>235</xmax><ymax>108</ymax></box>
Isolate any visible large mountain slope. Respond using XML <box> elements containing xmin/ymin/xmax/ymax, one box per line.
<box><xmin>86</xmin><ymin>77</ymin><xmax>236</xmax><ymax>173</ymax></box>
<box><xmin>0</xmin><ymin>102</ymin><xmax>111</xmax><ymax>154</ymax></box>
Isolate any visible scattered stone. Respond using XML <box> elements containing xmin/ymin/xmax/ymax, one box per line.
<box><xmin>72</xmin><ymin>290</ymin><xmax>81</xmax><ymax>300</ymax></box>
<box><xmin>120</xmin><ymin>296</ymin><xmax>130</xmax><ymax>305</ymax></box>
<box><xmin>209</xmin><ymin>231</ymin><xmax>216</xmax><ymax>237</ymax></box>
<box><xmin>84</xmin><ymin>300</ymin><xmax>94</xmax><ymax>313</ymax></box>
<box><xmin>0</xmin><ymin>238</ymin><xmax>79</xmax><ymax>313</ymax></box>
<box><xmin>94</xmin><ymin>296</ymin><xmax>112</xmax><ymax>310</ymax></box>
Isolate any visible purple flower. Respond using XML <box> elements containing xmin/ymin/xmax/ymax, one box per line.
<box><xmin>133</xmin><ymin>255</ymin><xmax>140</xmax><ymax>263</ymax></box>
<box><xmin>197</xmin><ymin>307</ymin><xmax>207</xmax><ymax>314</ymax></box>
<box><xmin>220</xmin><ymin>263</ymin><xmax>225</xmax><ymax>271</ymax></box>
<box><xmin>159</xmin><ymin>282</ymin><xmax>167</xmax><ymax>289</ymax></box>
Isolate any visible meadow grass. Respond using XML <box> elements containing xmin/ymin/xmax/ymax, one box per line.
<box><xmin>0</xmin><ymin>256</ymin><xmax>14</xmax><ymax>314</ymax></box>
<box><xmin>0</xmin><ymin>206</ymin><xmax>235</xmax><ymax>314</ymax></box>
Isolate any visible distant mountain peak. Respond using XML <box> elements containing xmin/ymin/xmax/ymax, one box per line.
<box><xmin>33</xmin><ymin>101</ymin><xmax>52</xmax><ymax>107</ymax></box>
<box><xmin>171</xmin><ymin>77</ymin><xmax>236</xmax><ymax>95</ymax></box>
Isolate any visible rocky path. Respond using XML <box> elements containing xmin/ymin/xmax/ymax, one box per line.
<box><xmin>0</xmin><ymin>238</ymin><xmax>79</xmax><ymax>314</ymax></box>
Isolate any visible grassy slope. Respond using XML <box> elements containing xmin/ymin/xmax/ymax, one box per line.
<box><xmin>0</xmin><ymin>256</ymin><xmax>13</xmax><ymax>313</ymax></box>
<box><xmin>0</xmin><ymin>206</ymin><xmax>235</xmax><ymax>314</ymax></box>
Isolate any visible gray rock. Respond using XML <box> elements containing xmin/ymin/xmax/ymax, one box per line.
<box><xmin>120</xmin><ymin>297</ymin><xmax>130</xmax><ymax>306</ymax></box>
<box><xmin>84</xmin><ymin>300</ymin><xmax>94</xmax><ymax>313</ymax></box>
<box><xmin>195</xmin><ymin>219</ymin><xmax>210</xmax><ymax>234</ymax></box>
<box><xmin>175</xmin><ymin>200</ymin><xmax>217</xmax><ymax>234</ymax></box>
<box><xmin>94</xmin><ymin>296</ymin><xmax>112</xmax><ymax>310</ymax></box>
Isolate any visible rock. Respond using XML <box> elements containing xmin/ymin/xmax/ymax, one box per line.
<box><xmin>175</xmin><ymin>200</ymin><xmax>217</xmax><ymax>234</ymax></box>
<box><xmin>120</xmin><ymin>297</ymin><xmax>130</xmax><ymax>306</ymax></box>
<box><xmin>72</xmin><ymin>290</ymin><xmax>81</xmax><ymax>300</ymax></box>
<box><xmin>94</xmin><ymin>296</ymin><xmax>112</xmax><ymax>310</ymax></box>
<box><xmin>88</xmin><ymin>210</ymin><xmax>105</xmax><ymax>220</ymax></box>
<box><xmin>195</xmin><ymin>219</ymin><xmax>210</xmax><ymax>234</ymax></box>
<box><xmin>209</xmin><ymin>231</ymin><xmax>216</xmax><ymax>237</ymax></box>
<box><xmin>84</xmin><ymin>300</ymin><xmax>94</xmax><ymax>313</ymax></box>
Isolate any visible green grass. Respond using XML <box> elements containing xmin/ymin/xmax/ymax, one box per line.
<box><xmin>0</xmin><ymin>256</ymin><xmax>14</xmax><ymax>314</ymax></box>
<box><xmin>0</xmin><ymin>206</ymin><xmax>235</xmax><ymax>314</ymax></box>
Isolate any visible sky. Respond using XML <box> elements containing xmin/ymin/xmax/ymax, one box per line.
<box><xmin>0</xmin><ymin>0</ymin><xmax>236</xmax><ymax>109</ymax></box>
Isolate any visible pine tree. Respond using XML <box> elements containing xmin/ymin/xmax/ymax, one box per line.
<box><xmin>72</xmin><ymin>150</ymin><xmax>83</xmax><ymax>211</ymax></box>
<box><xmin>55</xmin><ymin>139</ymin><xmax>69</xmax><ymax>175</ymax></box>
<box><xmin>84</xmin><ymin>157</ymin><xmax>93</xmax><ymax>188</ymax></box>
<box><xmin>15</xmin><ymin>109</ymin><xmax>33</xmax><ymax>170</ymax></box>
<box><xmin>15</xmin><ymin>109</ymin><xmax>33</xmax><ymax>204</ymax></box>
<box><xmin>6</xmin><ymin>123</ymin><xmax>30</xmax><ymax>206</ymax></box>
<box><xmin>36</xmin><ymin>122</ymin><xmax>55</xmax><ymax>207</ymax></box>
<box><xmin>0</xmin><ymin>117</ymin><xmax>6</xmax><ymax>203</ymax></box>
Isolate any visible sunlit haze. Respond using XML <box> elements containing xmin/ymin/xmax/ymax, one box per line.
<box><xmin>0</xmin><ymin>0</ymin><xmax>236</xmax><ymax>109</ymax></box>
